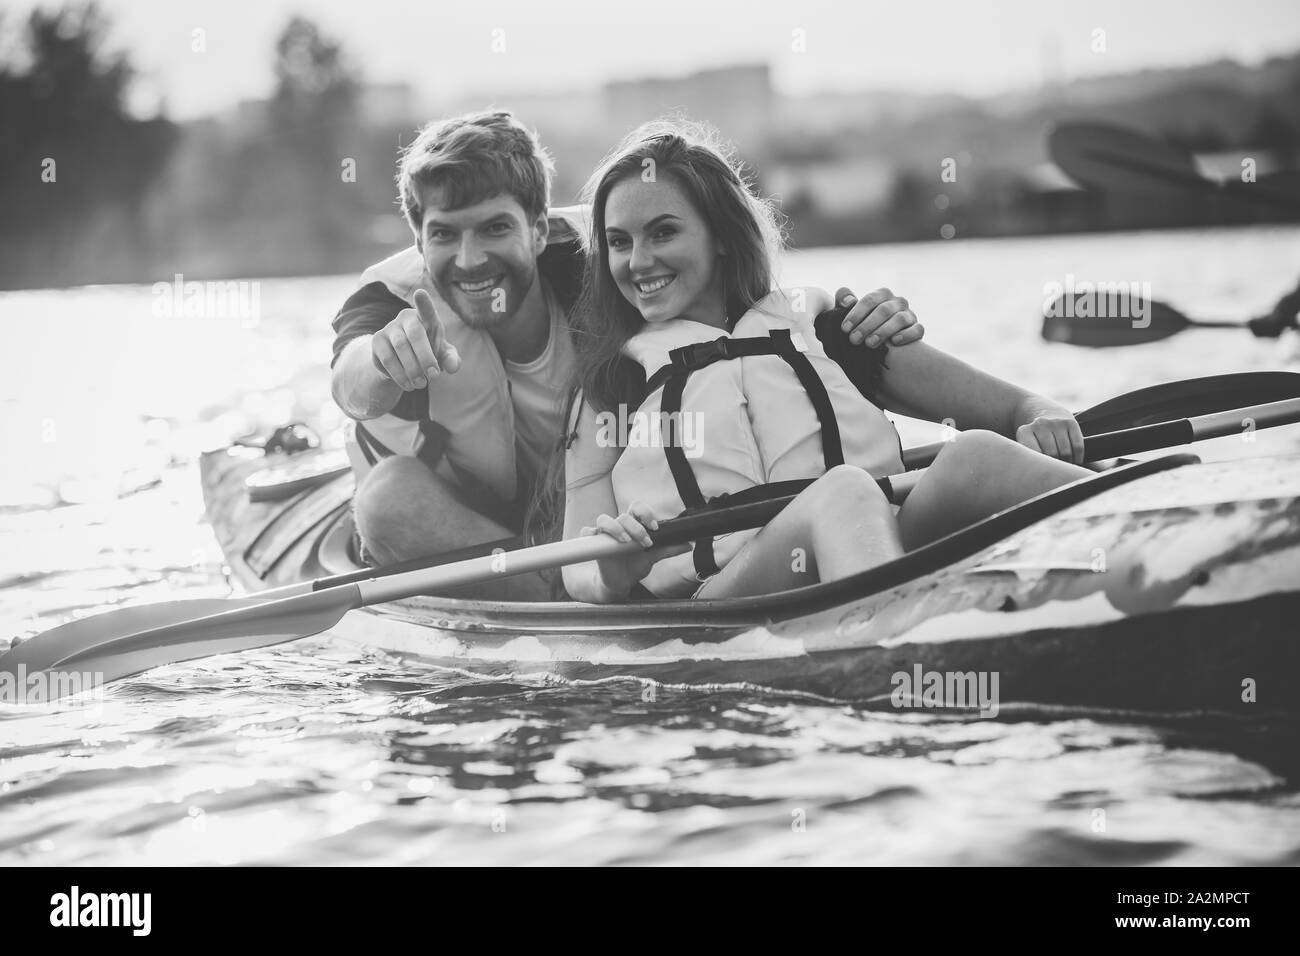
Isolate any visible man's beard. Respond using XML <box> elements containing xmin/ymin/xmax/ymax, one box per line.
<box><xmin>430</xmin><ymin>259</ymin><xmax>535</xmax><ymax>330</ymax></box>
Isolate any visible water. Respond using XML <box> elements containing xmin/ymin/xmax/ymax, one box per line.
<box><xmin>2</xmin><ymin>226</ymin><xmax>1299</xmax><ymax>865</ymax></box>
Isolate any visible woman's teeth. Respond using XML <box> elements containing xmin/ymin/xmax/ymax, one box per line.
<box><xmin>456</xmin><ymin>277</ymin><xmax>500</xmax><ymax>296</ymax></box>
<box><xmin>635</xmin><ymin>276</ymin><xmax>674</xmax><ymax>296</ymax></box>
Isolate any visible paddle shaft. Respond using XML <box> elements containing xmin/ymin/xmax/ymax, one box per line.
<box><xmin>81</xmin><ymin>393</ymin><xmax>1300</xmax><ymax>616</ymax></box>
<box><xmin>253</xmin><ymin>372</ymin><xmax>1300</xmax><ymax>599</ymax></box>
<box><xmin>297</xmin><ymin>390</ymin><xmax>1300</xmax><ymax>598</ymax></box>
<box><xmin>901</xmin><ymin>397</ymin><xmax>1300</xmax><ymax>479</ymax></box>
<box><xmin>358</xmin><ymin>396</ymin><xmax>1300</xmax><ymax>600</ymax></box>
<box><xmin>1176</xmin><ymin>318</ymin><xmax>1249</xmax><ymax>330</ymax></box>
<box><xmin>355</xmin><ymin>476</ymin><xmax>921</xmax><ymax>603</ymax></box>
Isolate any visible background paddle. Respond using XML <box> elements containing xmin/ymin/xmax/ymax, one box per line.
<box><xmin>1048</xmin><ymin>121</ymin><xmax>1300</xmax><ymax>211</ymax></box>
<box><xmin>1042</xmin><ymin>121</ymin><xmax>1300</xmax><ymax>345</ymax></box>
<box><xmin>7</xmin><ymin>391</ymin><xmax>1300</xmax><ymax>698</ymax></box>
<box><xmin>1038</xmin><ymin>288</ymin><xmax>1299</xmax><ymax>347</ymax></box>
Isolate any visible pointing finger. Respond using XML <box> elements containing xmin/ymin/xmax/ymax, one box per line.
<box><xmin>413</xmin><ymin>289</ymin><xmax>460</xmax><ymax>373</ymax></box>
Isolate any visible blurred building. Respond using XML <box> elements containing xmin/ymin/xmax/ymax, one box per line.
<box><xmin>603</xmin><ymin>63</ymin><xmax>775</xmax><ymax>156</ymax></box>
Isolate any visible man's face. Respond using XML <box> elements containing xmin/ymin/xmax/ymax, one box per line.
<box><xmin>417</xmin><ymin>189</ymin><xmax>547</xmax><ymax>329</ymax></box>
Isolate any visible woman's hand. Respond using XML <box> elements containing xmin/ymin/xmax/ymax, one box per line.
<box><xmin>580</xmin><ymin>501</ymin><xmax>690</xmax><ymax>599</ymax></box>
<box><xmin>1014</xmin><ymin>400</ymin><xmax>1085</xmax><ymax>464</ymax></box>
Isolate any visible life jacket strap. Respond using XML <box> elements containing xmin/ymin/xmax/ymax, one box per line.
<box><xmin>768</xmin><ymin>329</ymin><xmax>845</xmax><ymax>470</ymax></box>
<box><xmin>645</xmin><ymin>334</ymin><xmax>783</xmax><ymax>396</ymax></box>
<box><xmin>659</xmin><ymin>365</ymin><xmax>719</xmax><ymax>580</ymax></box>
<box><xmin>353</xmin><ymin>422</ymin><xmax>388</xmax><ymax>467</ymax></box>
<box><xmin>647</xmin><ymin>329</ymin><xmax>847</xmax><ymax>584</ymax></box>
<box><xmin>353</xmin><ymin>420</ymin><xmax>448</xmax><ymax>474</ymax></box>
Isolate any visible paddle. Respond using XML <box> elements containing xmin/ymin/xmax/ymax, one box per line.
<box><xmin>7</xmin><ymin>392</ymin><xmax>1300</xmax><ymax>699</ymax></box>
<box><xmin>1048</xmin><ymin>121</ymin><xmax>1300</xmax><ymax>211</ymax></box>
<box><xmin>1042</xmin><ymin>122</ymin><xmax>1300</xmax><ymax>345</ymax></box>
<box><xmin>901</xmin><ymin>395</ymin><xmax>1300</xmax><ymax>471</ymax></box>
<box><xmin>10</xmin><ymin>373</ymin><xmax>1300</xmax><ymax>660</ymax></box>
<box><xmin>1041</xmin><ymin>278</ymin><xmax>1298</xmax><ymax>347</ymax></box>
<box><xmin>902</xmin><ymin>370</ymin><xmax>1300</xmax><ymax>467</ymax></box>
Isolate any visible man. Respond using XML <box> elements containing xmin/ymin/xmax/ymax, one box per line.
<box><xmin>330</xmin><ymin>110</ymin><xmax>925</xmax><ymax>599</ymax></box>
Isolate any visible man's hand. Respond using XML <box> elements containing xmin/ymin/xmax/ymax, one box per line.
<box><xmin>835</xmin><ymin>287</ymin><xmax>925</xmax><ymax>347</ymax></box>
<box><xmin>370</xmin><ymin>288</ymin><xmax>462</xmax><ymax>390</ymax></box>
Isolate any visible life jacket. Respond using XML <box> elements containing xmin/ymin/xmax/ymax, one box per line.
<box><xmin>609</xmin><ymin>289</ymin><xmax>903</xmax><ymax>598</ymax></box>
<box><xmin>345</xmin><ymin>205</ymin><xmax>589</xmax><ymax>504</ymax></box>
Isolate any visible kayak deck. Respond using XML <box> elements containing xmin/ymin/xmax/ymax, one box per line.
<box><xmin>200</xmin><ymin>445</ymin><xmax>1300</xmax><ymax>714</ymax></box>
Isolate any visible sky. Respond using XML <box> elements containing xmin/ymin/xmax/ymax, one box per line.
<box><xmin>4</xmin><ymin>0</ymin><xmax>1300</xmax><ymax>119</ymax></box>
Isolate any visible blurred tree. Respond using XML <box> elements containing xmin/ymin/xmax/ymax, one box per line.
<box><xmin>1247</xmin><ymin>107</ymin><xmax>1296</xmax><ymax>149</ymax></box>
<box><xmin>884</xmin><ymin>170</ymin><xmax>934</xmax><ymax>240</ymax></box>
<box><xmin>272</xmin><ymin>16</ymin><xmax>357</xmax><ymax>122</ymax></box>
<box><xmin>263</xmin><ymin>16</ymin><xmax>362</xmax><ymax>267</ymax></box>
<box><xmin>0</xmin><ymin>2</ymin><xmax>176</xmax><ymax>287</ymax></box>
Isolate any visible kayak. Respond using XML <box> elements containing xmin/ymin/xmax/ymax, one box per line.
<box><xmin>198</xmin><ymin>441</ymin><xmax>1300</xmax><ymax>716</ymax></box>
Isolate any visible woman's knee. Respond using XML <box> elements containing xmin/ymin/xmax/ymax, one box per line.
<box><xmin>809</xmin><ymin>464</ymin><xmax>890</xmax><ymax>507</ymax></box>
<box><xmin>791</xmin><ymin>465</ymin><xmax>893</xmax><ymax>524</ymax></box>
<box><xmin>935</xmin><ymin>429</ymin><xmax>1018</xmax><ymax>471</ymax></box>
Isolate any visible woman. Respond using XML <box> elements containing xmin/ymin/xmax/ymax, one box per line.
<box><xmin>561</xmin><ymin>121</ymin><xmax>1091</xmax><ymax>603</ymax></box>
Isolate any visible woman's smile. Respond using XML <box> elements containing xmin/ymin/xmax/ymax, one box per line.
<box><xmin>633</xmin><ymin>275</ymin><xmax>675</xmax><ymax>297</ymax></box>
<box><xmin>603</xmin><ymin>176</ymin><xmax>726</xmax><ymax>328</ymax></box>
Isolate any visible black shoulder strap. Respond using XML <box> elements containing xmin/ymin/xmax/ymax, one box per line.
<box><xmin>354</xmin><ymin>419</ymin><xmax>446</xmax><ymax>474</ymax></box>
<box><xmin>768</xmin><ymin>329</ymin><xmax>845</xmax><ymax>469</ymax></box>
<box><xmin>353</xmin><ymin>422</ymin><xmax>387</xmax><ymax>467</ymax></box>
<box><xmin>658</xmin><ymin>368</ymin><xmax>719</xmax><ymax>580</ymax></box>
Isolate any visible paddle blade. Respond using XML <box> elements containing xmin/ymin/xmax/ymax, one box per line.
<box><xmin>2</xmin><ymin>585</ymin><xmax>361</xmax><ymax>700</ymax></box>
<box><xmin>1042</xmin><ymin>291</ymin><xmax>1193</xmax><ymax>346</ymax></box>
<box><xmin>1222</xmin><ymin>170</ymin><xmax>1300</xmax><ymax>213</ymax></box>
<box><xmin>0</xmin><ymin>596</ymin><xmax>271</xmax><ymax>676</ymax></box>
<box><xmin>1076</xmin><ymin>371</ymin><xmax>1300</xmax><ymax>432</ymax></box>
<box><xmin>1048</xmin><ymin>122</ymin><xmax>1212</xmax><ymax>197</ymax></box>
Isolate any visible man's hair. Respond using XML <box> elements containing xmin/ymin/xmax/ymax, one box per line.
<box><xmin>397</xmin><ymin>110</ymin><xmax>554</xmax><ymax>235</ymax></box>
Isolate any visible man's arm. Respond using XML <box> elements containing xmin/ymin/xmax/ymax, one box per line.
<box><xmin>330</xmin><ymin>281</ymin><xmax>426</xmax><ymax>421</ymax></box>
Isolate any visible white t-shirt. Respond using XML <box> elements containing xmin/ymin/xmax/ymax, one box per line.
<box><xmin>504</xmin><ymin>278</ymin><xmax>574</xmax><ymax>485</ymax></box>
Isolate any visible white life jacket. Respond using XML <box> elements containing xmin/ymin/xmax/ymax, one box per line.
<box><xmin>345</xmin><ymin>205</ymin><xmax>589</xmax><ymax>504</ymax></box>
<box><xmin>610</xmin><ymin>289</ymin><xmax>904</xmax><ymax>598</ymax></box>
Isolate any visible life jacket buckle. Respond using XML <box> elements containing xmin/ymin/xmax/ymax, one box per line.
<box><xmin>669</xmin><ymin>336</ymin><xmax>731</xmax><ymax>370</ymax></box>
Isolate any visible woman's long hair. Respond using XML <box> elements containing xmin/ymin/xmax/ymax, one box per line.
<box><xmin>525</xmin><ymin>119</ymin><xmax>786</xmax><ymax>585</ymax></box>
<box><xmin>573</xmin><ymin>118</ymin><xmax>785</xmax><ymax>412</ymax></box>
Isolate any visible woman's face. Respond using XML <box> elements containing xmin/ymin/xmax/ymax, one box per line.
<box><xmin>603</xmin><ymin>174</ymin><xmax>726</xmax><ymax>327</ymax></box>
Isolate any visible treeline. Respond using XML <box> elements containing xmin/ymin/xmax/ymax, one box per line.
<box><xmin>0</xmin><ymin>6</ymin><xmax>403</xmax><ymax>289</ymax></box>
<box><xmin>2</xmin><ymin>4</ymin><xmax>1298</xmax><ymax>289</ymax></box>
<box><xmin>0</xmin><ymin>4</ymin><xmax>176</xmax><ymax>287</ymax></box>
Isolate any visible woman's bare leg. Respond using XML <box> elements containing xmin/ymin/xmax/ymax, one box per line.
<box><xmin>695</xmin><ymin>465</ymin><xmax>904</xmax><ymax>599</ymax></box>
<box><xmin>896</xmin><ymin>430</ymin><xmax>1091</xmax><ymax>550</ymax></box>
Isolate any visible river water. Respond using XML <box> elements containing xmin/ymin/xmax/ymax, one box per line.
<box><xmin>2</xmin><ymin>225</ymin><xmax>1299</xmax><ymax>865</ymax></box>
